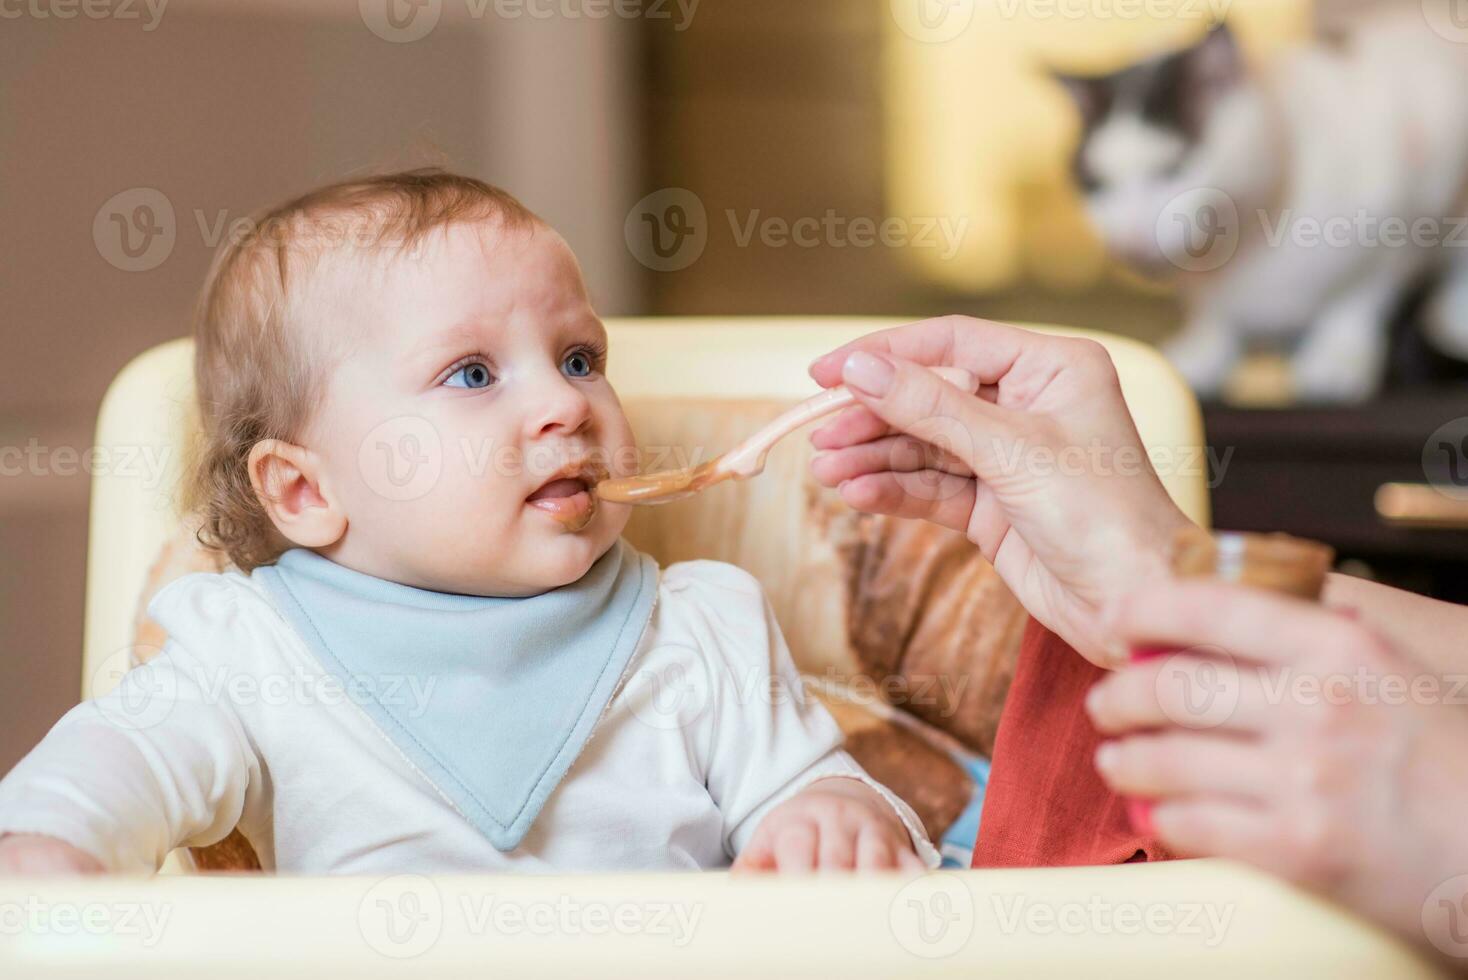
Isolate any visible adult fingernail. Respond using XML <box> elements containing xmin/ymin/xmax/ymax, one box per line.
<box><xmin>843</xmin><ymin>351</ymin><xmax>895</xmax><ymax>397</ymax></box>
<box><xmin>1084</xmin><ymin>685</ymin><xmax>1104</xmax><ymax>717</ymax></box>
<box><xmin>1103</xmin><ymin>640</ymin><xmax>1131</xmax><ymax>669</ymax></box>
<box><xmin>1095</xmin><ymin>742</ymin><xmax>1118</xmax><ymax>772</ymax></box>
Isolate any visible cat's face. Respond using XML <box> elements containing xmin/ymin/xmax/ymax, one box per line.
<box><xmin>1057</xmin><ymin>26</ymin><xmax>1244</xmax><ymax>276</ymax></box>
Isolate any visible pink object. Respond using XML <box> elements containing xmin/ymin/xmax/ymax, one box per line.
<box><xmin>1128</xmin><ymin>645</ymin><xmax>1174</xmax><ymax>662</ymax></box>
<box><xmin>1122</xmin><ymin>644</ymin><xmax>1176</xmax><ymax>834</ymax></box>
<box><xmin>1125</xmin><ymin>798</ymin><xmax>1155</xmax><ymax>836</ymax></box>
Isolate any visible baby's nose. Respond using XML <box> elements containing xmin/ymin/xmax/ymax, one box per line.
<box><xmin>525</xmin><ymin>376</ymin><xmax>593</xmax><ymax>438</ymax></box>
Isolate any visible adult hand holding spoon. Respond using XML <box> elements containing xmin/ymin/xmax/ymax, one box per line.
<box><xmin>805</xmin><ymin>315</ymin><xmax>1194</xmax><ymax>668</ymax></box>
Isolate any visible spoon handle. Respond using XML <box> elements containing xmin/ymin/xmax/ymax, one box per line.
<box><xmin>719</xmin><ymin>365</ymin><xmax>979</xmax><ymax>477</ymax></box>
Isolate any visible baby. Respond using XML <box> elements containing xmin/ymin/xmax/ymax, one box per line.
<box><xmin>0</xmin><ymin>170</ymin><xmax>937</xmax><ymax>875</ymax></box>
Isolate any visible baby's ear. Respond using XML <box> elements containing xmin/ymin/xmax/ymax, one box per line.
<box><xmin>247</xmin><ymin>439</ymin><xmax>347</xmax><ymax>549</ymax></box>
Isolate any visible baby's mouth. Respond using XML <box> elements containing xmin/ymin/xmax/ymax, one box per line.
<box><xmin>527</xmin><ymin>477</ymin><xmax>591</xmax><ymax>503</ymax></box>
<box><xmin>525</xmin><ymin>461</ymin><xmax>608</xmax><ymax>531</ymax></box>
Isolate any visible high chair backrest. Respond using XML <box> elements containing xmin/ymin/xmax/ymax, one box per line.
<box><xmin>82</xmin><ymin>317</ymin><xmax>1208</xmax><ymax>699</ymax></box>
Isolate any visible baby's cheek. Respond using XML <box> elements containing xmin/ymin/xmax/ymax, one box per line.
<box><xmin>433</xmin><ymin>459</ymin><xmax>522</xmax><ymax>531</ymax></box>
<box><xmin>349</xmin><ymin>436</ymin><xmax>519</xmax><ymax>551</ymax></box>
<box><xmin>591</xmin><ymin>391</ymin><xmax>638</xmax><ymax>474</ymax></box>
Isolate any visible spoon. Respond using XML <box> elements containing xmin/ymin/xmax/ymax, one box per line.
<box><xmin>595</xmin><ymin>365</ymin><xmax>980</xmax><ymax>505</ymax></box>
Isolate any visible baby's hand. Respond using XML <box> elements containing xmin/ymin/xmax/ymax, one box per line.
<box><xmin>0</xmin><ymin>834</ymin><xmax>103</xmax><ymax>874</ymax></box>
<box><xmin>732</xmin><ymin>777</ymin><xmax>926</xmax><ymax>873</ymax></box>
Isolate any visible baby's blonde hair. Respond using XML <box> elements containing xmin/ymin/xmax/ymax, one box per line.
<box><xmin>184</xmin><ymin>168</ymin><xmax>536</xmax><ymax>571</ymax></box>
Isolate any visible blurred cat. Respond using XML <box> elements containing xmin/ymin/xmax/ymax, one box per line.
<box><xmin>1057</xmin><ymin>12</ymin><xmax>1468</xmax><ymax>402</ymax></box>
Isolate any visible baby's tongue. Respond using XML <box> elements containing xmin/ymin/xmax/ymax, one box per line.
<box><xmin>528</xmin><ymin>478</ymin><xmax>586</xmax><ymax>502</ymax></box>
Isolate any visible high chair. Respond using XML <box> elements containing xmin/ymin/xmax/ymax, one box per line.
<box><xmin>1</xmin><ymin>319</ymin><xmax>1435</xmax><ymax>977</ymax></box>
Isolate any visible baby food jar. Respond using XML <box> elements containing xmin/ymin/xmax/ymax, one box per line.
<box><xmin>1166</xmin><ymin>526</ymin><xmax>1335</xmax><ymax>600</ymax></box>
<box><xmin>1125</xmin><ymin>526</ymin><xmax>1336</xmax><ymax>833</ymax></box>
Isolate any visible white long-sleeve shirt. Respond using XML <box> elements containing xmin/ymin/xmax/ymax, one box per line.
<box><xmin>0</xmin><ymin>559</ymin><xmax>938</xmax><ymax>873</ymax></box>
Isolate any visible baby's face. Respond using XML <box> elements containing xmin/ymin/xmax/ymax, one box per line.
<box><xmin>301</xmin><ymin>220</ymin><xmax>636</xmax><ymax>596</ymax></box>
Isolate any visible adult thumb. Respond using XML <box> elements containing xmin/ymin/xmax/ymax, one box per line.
<box><xmin>840</xmin><ymin>350</ymin><xmax>1014</xmax><ymax>478</ymax></box>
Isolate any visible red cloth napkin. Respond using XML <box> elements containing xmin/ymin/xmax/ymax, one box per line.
<box><xmin>972</xmin><ymin>617</ymin><xmax>1169</xmax><ymax>868</ymax></box>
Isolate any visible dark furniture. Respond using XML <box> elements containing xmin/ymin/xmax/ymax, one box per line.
<box><xmin>1205</xmin><ymin>391</ymin><xmax>1468</xmax><ymax>602</ymax></box>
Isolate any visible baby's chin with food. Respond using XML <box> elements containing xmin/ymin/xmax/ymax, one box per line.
<box><xmin>517</xmin><ymin>451</ymin><xmax>627</xmax><ymax>575</ymax></box>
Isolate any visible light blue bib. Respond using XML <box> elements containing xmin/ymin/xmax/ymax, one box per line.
<box><xmin>255</xmin><ymin>538</ymin><xmax>659</xmax><ymax>851</ymax></box>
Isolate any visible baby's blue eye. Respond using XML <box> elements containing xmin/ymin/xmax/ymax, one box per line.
<box><xmin>445</xmin><ymin>362</ymin><xmax>493</xmax><ymax>389</ymax></box>
<box><xmin>563</xmin><ymin>350</ymin><xmax>594</xmax><ymax>379</ymax></box>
